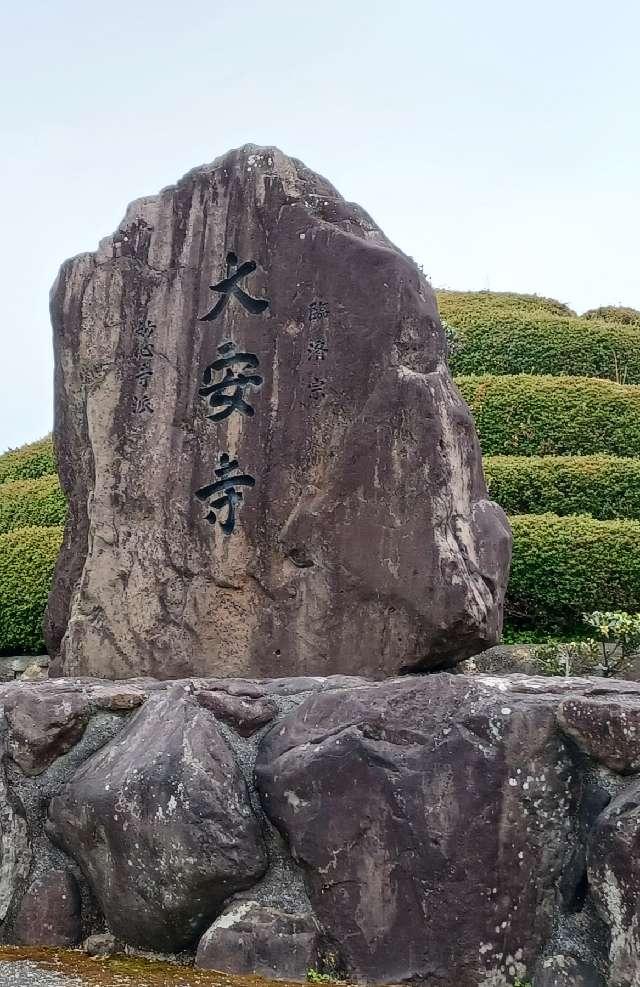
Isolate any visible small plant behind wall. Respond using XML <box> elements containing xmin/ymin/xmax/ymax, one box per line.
<box><xmin>584</xmin><ymin>610</ymin><xmax>640</xmax><ymax>677</ymax></box>
<box><xmin>531</xmin><ymin>610</ymin><xmax>640</xmax><ymax>678</ymax></box>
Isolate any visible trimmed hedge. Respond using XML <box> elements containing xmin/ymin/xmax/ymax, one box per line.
<box><xmin>456</xmin><ymin>374</ymin><xmax>640</xmax><ymax>457</ymax></box>
<box><xmin>0</xmin><ymin>525</ymin><xmax>63</xmax><ymax>654</ymax></box>
<box><xmin>484</xmin><ymin>455</ymin><xmax>640</xmax><ymax>521</ymax></box>
<box><xmin>507</xmin><ymin>514</ymin><xmax>640</xmax><ymax>633</ymax></box>
<box><xmin>582</xmin><ymin>305</ymin><xmax>640</xmax><ymax>327</ymax></box>
<box><xmin>0</xmin><ymin>475</ymin><xmax>67</xmax><ymax>534</ymax></box>
<box><xmin>445</xmin><ymin>308</ymin><xmax>640</xmax><ymax>382</ymax></box>
<box><xmin>0</xmin><ymin>437</ymin><xmax>56</xmax><ymax>485</ymax></box>
<box><xmin>438</xmin><ymin>290</ymin><xmax>575</xmax><ymax>319</ymax></box>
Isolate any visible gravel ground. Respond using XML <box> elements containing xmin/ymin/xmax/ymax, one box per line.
<box><xmin>0</xmin><ymin>961</ymin><xmax>85</xmax><ymax>986</ymax></box>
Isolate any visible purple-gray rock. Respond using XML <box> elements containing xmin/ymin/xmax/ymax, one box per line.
<box><xmin>3</xmin><ymin>684</ymin><xmax>89</xmax><ymax>776</ymax></box>
<box><xmin>45</xmin><ymin>144</ymin><xmax>511</xmax><ymax>681</ymax></box>
<box><xmin>13</xmin><ymin>869</ymin><xmax>81</xmax><ymax>947</ymax></box>
<box><xmin>256</xmin><ymin>674</ymin><xmax>579</xmax><ymax>986</ymax></box>
<box><xmin>557</xmin><ymin>695</ymin><xmax>640</xmax><ymax>774</ymax></box>
<box><xmin>46</xmin><ymin>686</ymin><xmax>267</xmax><ymax>952</ymax></box>
<box><xmin>195</xmin><ymin>901</ymin><xmax>319</xmax><ymax>981</ymax></box>
<box><xmin>588</xmin><ymin>777</ymin><xmax>640</xmax><ymax>987</ymax></box>
<box><xmin>0</xmin><ymin>761</ymin><xmax>31</xmax><ymax>925</ymax></box>
<box><xmin>535</xmin><ymin>954</ymin><xmax>605</xmax><ymax>987</ymax></box>
<box><xmin>197</xmin><ymin>690</ymin><xmax>277</xmax><ymax>736</ymax></box>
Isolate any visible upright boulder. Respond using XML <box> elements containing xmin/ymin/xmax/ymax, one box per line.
<box><xmin>47</xmin><ymin>686</ymin><xmax>267</xmax><ymax>952</ymax></box>
<box><xmin>46</xmin><ymin>144</ymin><xmax>511</xmax><ymax>680</ymax></box>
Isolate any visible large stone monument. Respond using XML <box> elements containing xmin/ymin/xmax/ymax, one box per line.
<box><xmin>45</xmin><ymin>145</ymin><xmax>511</xmax><ymax>680</ymax></box>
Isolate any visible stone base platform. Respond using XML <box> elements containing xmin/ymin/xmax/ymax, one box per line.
<box><xmin>0</xmin><ymin>671</ymin><xmax>639</xmax><ymax>986</ymax></box>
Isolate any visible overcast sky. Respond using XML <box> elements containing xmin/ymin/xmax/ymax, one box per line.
<box><xmin>1</xmin><ymin>0</ymin><xmax>639</xmax><ymax>451</ymax></box>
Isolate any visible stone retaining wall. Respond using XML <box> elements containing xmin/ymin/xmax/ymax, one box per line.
<box><xmin>1</xmin><ymin>672</ymin><xmax>639</xmax><ymax>986</ymax></box>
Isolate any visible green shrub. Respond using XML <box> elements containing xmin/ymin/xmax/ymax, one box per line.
<box><xmin>507</xmin><ymin>514</ymin><xmax>640</xmax><ymax>634</ymax></box>
<box><xmin>445</xmin><ymin>309</ymin><xmax>640</xmax><ymax>382</ymax></box>
<box><xmin>0</xmin><ymin>436</ymin><xmax>56</xmax><ymax>485</ymax></box>
<box><xmin>0</xmin><ymin>475</ymin><xmax>67</xmax><ymax>534</ymax></box>
<box><xmin>484</xmin><ymin>454</ymin><xmax>640</xmax><ymax>520</ymax></box>
<box><xmin>0</xmin><ymin>525</ymin><xmax>63</xmax><ymax>654</ymax></box>
<box><xmin>457</xmin><ymin>374</ymin><xmax>640</xmax><ymax>457</ymax></box>
<box><xmin>438</xmin><ymin>290</ymin><xmax>575</xmax><ymax>319</ymax></box>
<box><xmin>582</xmin><ymin>305</ymin><xmax>640</xmax><ymax>327</ymax></box>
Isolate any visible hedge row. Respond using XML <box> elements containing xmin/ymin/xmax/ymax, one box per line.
<box><xmin>5</xmin><ymin>513</ymin><xmax>637</xmax><ymax>653</ymax></box>
<box><xmin>507</xmin><ymin>514</ymin><xmax>640</xmax><ymax>634</ymax></box>
<box><xmin>0</xmin><ymin>474</ymin><xmax>67</xmax><ymax>534</ymax></box>
<box><xmin>0</xmin><ymin>525</ymin><xmax>63</xmax><ymax>654</ymax></box>
<box><xmin>437</xmin><ymin>290</ymin><xmax>575</xmax><ymax>319</ymax></box>
<box><xmin>456</xmin><ymin>374</ymin><xmax>640</xmax><ymax>457</ymax></box>
<box><xmin>445</xmin><ymin>309</ymin><xmax>640</xmax><ymax>382</ymax></box>
<box><xmin>582</xmin><ymin>305</ymin><xmax>640</xmax><ymax>327</ymax></box>
<box><xmin>484</xmin><ymin>455</ymin><xmax>640</xmax><ymax>520</ymax></box>
<box><xmin>0</xmin><ymin>437</ymin><xmax>56</xmax><ymax>485</ymax></box>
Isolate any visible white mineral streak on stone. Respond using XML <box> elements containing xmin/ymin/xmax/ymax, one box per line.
<box><xmin>210</xmin><ymin>899</ymin><xmax>254</xmax><ymax>930</ymax></box>
<box><xmin>597</xmin><ymin>862</ymin><xmax>639</xmax><ymax>982</ymax></box>
<box><xmin>0</xmin><ymin>764</ymin><xmax>31</xmax><ymax>921</ymax></box>
<box><xmin>284</xmin><ymin>790</ymin><xmax>308</xmax><ymax>811</ymax></box>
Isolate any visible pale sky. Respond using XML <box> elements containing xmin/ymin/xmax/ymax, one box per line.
<box><xmin>1</xmin><ymin>0</ymin><xmax>639</xmax><ymax>451</ymax></box>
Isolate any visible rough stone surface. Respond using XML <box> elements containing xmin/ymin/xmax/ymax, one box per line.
<box><xmin>0</xmin><ymin>962</ymin><xmax>83</xmax><ymax>987</ymax></box>
<box><xmin>84</xmin><ymin>683</ymin><xmax>148</xmax><ymax>711</ymax></box>
<box><xmin>81</xmin><ymin>932</ymin><xmax>124</xmax><ymax>957</ymax></box>
<box><xmin>0</xmin><ymin>762</ymin><xmax>30</xmax><ymax>925</ymax></box>
<box><xmin>558</xmin><ymin>695</ymin><xmax>640</xmax><ymax>774</ymax></box>
<box><xmin>3</xmin><ymin>685</ymin><xmax>89</xmax><ymax>776</ymax></box>
<box><xmin>256</xmin><ymin>674</ymin><xmax>582</xmax><ymax>985</ymax></box>
<box><xmin>588</xmin><ymin>776</ymin><xmax>640</xmax><ymax>987</ymax></box>
<box><xmin>535</xmin><ymin>953</ymin><xmax>606</xmax><ymax>987</ymax></box>
<box><xmin>197</xmin><ymin>690</ymin><xmax>277</xmax><ymax>736</ymax></box>
<box><xmin>45</xmin><ymin>143</ymin><xmax>511</xmax><ymax>681</ymax></box>
<box><xmin>4</xmin><ymin>673</ymin><xmax>640</xmax><ymax>984</ymax></box>
<box><xmin>13</xmin><ymin>870</ymin><xmax>81</xmax><ymax>947</ymax></box>
<box><xmin>195</xmin><ymin>900</ymin><xmax>319</xmax><ymax>980</ymax></box>
<box><xmin>47</xmin><ymin>686</ymin><xmax>267</xmax><ymax>952</ymax></box>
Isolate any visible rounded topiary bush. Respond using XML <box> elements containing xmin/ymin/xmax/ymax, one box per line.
<box><xmin>0</xmin><ymin>436</ymin><xmax>56</xmax><ymax>485</ymax></box>
<box><xmin>582</xmin><ymin>305</ymin><xmax>640</xmax><ymax>327</ymax></box>
<box><xmin>457</xmin><ymin>374</ymin><xmax>640</xmax><ymax>457</ymax></box>
<box><xmin>0</xmin><ymin>525</ymin><xmax>63</xmax><ymax>654</ymax></box>
<box><xmin>507</xmin><ymin>514</ymin><xmax>640</xmax><ymax>634</ymax></box>
<box><xmin>438</xmin><ymin>290</ymin><xmax>575</xmax><ymax>319</ymax></box>
<box><xmin>445</xmin><ymin>309</ymin><xmax>640</xmax><ymax>382</ymax></box>
<box><xmin>484</xmin><ymin>455</ymin><xmax>640</xmax><ymax>520</ymax></box>
<box><xmin>0</xmin><ymin>474</ymin><xmax>67</xmax><ymax>534</ymax></box>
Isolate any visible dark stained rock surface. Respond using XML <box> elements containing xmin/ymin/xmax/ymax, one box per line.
<box><xmin>588</xmin><ymin>777</ymin><xmax>640</xmax><ymax>987</ymax></box>
<box><xmin>195</xmin><ymin>901</ymin><xmax>319</xmax><ymax>980</ymax></box>
<box><xmin>46</xmin><ymin>686</ymin><xmax>267</xmax><ymax>952</ymax></box>
<box><xmin>197</xmin><ymin>690</ymin><xmax>277</xmax><ymax>736</ymax></box>
<box><xmin>6</xmin><ymin>673</ymin><xmax>640</xmax><ymax>983</ymax></box>
<box><xmin>45</xmin><ymin>144</ymin><xmax>511</xmax><ymax>681</ymax></box>
<box><xmin>0</xmin><ymin>761</ymin><xmax>31</xmax><ymax>926</ymax></box>
<box><xmin>3</xmin><ymin>685</ymin><xmax>89</xmax><ymax>776</ymax></box>
<box><xmin>84</xmin><ymin>682</ymin><xmax>148</xmax><ymax>711</ymax></box>
<box><xmin>13</xmin><ymin>870</ymin><xmax>81</xmax><ymax>947</ymax></box>
<box><xmin>558</xmin><ymin>695</ymin><xmax>640</xmax><ymax>773</ymax></box>
<box><xmin>256</xmin><ymin>674</ymin><xmax>581</xmax><ymax>985</ymax></box>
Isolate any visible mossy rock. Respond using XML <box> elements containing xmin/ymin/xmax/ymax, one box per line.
<box><xmin>484</xmin><ymin>454</ymin><xmax>640</xmax><ymax>520</ymax></box>
<box><xmin>0</xmin><ymin>474</ymin><xmax>67</xmax><ymax>534</ymax></box>
<box><xmin>457</xmin><ymin>374</ymin><xmax>640</xmax><ymax>457</ymax></box>
<box><xmin>0</xmin><ymin>437</ymin><xmax>56</xmax><ymax>485</ymax></box>
<box><xmin>0</xmin><ymin>525</ymin><xmax>63</xmax><ymax>654</ymax></box>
